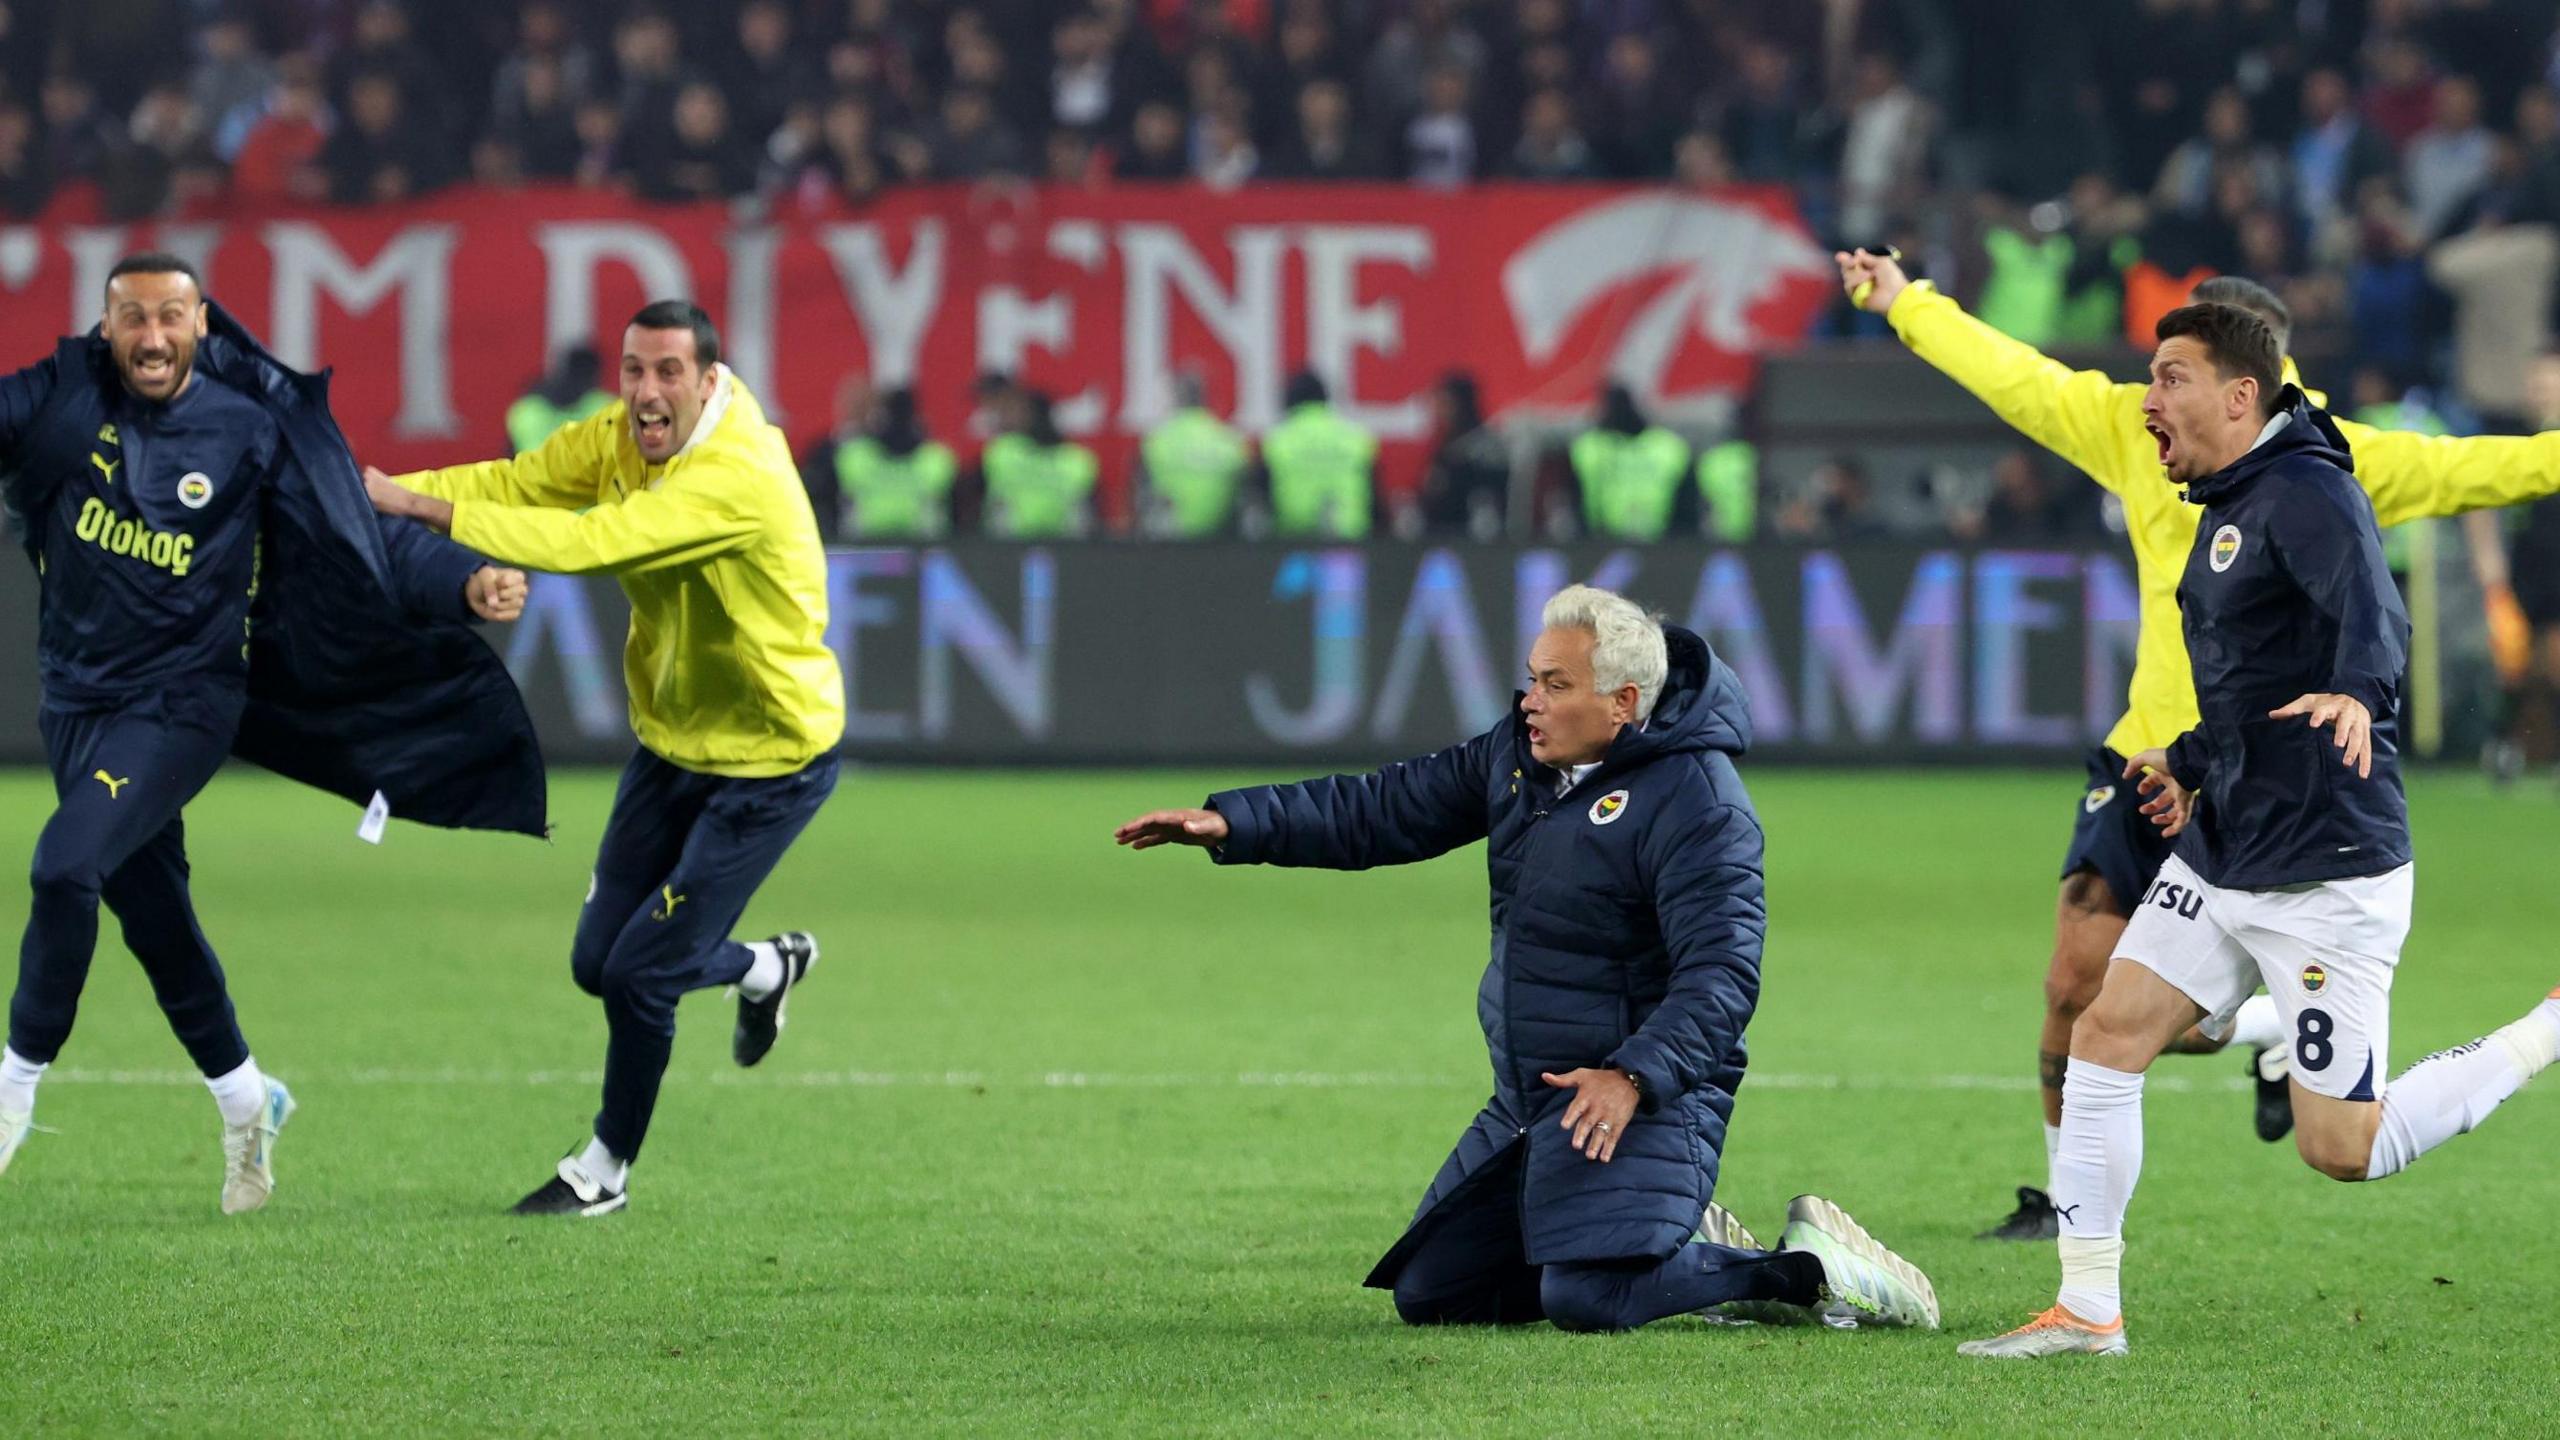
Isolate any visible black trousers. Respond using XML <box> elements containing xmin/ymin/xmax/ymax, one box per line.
<box><xmin>1388</xmin><ymin>1150</ymin><xmax>1822</xmax><ymax>1332</ymax></box>
<box><xmin>9</xmin><ymin>692</ymin><xmax>249</xmax><ymax>1077</ymax></box>
<box><xmin>570</xmin><ymin>748</ymin><xmax>838</xmax><ymax>1160</ymax></box>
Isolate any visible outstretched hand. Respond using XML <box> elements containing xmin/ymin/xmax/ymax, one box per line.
<box><xmin>1833</xmin><ymin>247</ymin><xmax>1910</xmax><ymax>314</ymax></box>
<box><xmin>2270</xmin><ymin>692</ymin><xmax>2374</xmax><ymax>778</ymax></box>
<box><xmin>1112</xmin><ymin>808</ymin><xmax>1230</xmax><ymax>850</ymax></box>
<box><xmin>2124</xmin><ymin>748</ymin><xmax>2194</xmax><ymax>837</ymax></box>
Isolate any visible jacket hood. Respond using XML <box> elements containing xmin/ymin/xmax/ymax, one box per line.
<box><xmin>1604</xmin><ymin>625</ymin><xmax>1752</xmax><ymax>770</ymax></box>
<box><xmin>2181</xmin><ymin>386</ymin><xmax>2354</xmax><ymax>506</ymax></box>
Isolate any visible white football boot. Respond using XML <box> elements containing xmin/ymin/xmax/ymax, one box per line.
<box><xmin>220</xmin><ymin>1078</ymin><xmax>296</xmax><ymax>1214</ymax></box>
<box><xmin>1777</xmin><ymin>1194</ymin><xmax>1941</xmax><ymax>1329</ymax></box>
<box><xmin>1957</xmin><ymin>1304</ymin><xmax>2130</xmax><ymax>1358</ymax></box>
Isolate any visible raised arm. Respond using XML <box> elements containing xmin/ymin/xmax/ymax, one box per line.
<box><xmin>396</xmin><ymin>408</ymin><xmax>615</xmax><ymax>511</ymax></box>
<box><xmin>1606</xmin><ymin>801</ymin><xmax>1764</xmax><ymax>1114</ymax></box>
<box><xmin>1839</xmin><ymin>252</ymin><xmax>2147</xmax><ymax>494</ymax></box>
<box><xmin>1117</xmin><ymin>728</ymin><xmax>1499</xmax><ymax>871</ymax></box>
<box><xmin>2340</xmin><ymin>420</ymin><xmax>2560</xmax><ymax>526</ymax></box>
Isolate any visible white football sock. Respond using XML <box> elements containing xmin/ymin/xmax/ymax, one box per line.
<box><xmin>0</xmin><ymin>1046</ymin><xmax>46</xmax><ymax>1115</ymax></box>
<box><xmin>2042</xmin><ymin>1122</ymin><xmax>2061</xmax><ymax>1187</ymax></box>
<box><xmin>738</xmin><ymin>940</ymin><xmax>785</xmax><ymax>1001</ymax></box>
<box><xmin>2366</xmin><ymin>1001</ymin><xmax>2560</xmax><ymax>1180</ymax></box>
<box><xmin>206</xmin><ymin>1057</ymin><xmax>267</xmax><ymax>1128</ymax></box>
<box><xmin>2228</xmin><ymin>993</ymin><xmax>2284</xmax><ymax>1050</ymax></box>
<box><xmin>2052</xmin><ymin>1059</ymin><xmax>2145</xmax><ymax>1325</ymax></box>
<box><xmin>576</xmin><ymin>1135</ymin><xmax>629</xmax><ymax>1192</ymax></box>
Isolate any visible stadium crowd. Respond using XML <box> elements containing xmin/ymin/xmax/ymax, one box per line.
<box><xmin>8</xmin><ymin>1</ymin><xmax>2560</xmax><ymax>545</ymax></box>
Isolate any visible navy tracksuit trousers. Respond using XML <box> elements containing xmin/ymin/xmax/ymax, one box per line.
<box><xmin>1387</xmin><ymin>1147</ymin><xmax>1823</xmax><ymax>1331</ymax></box>
<box><xmin>9</xmin><ymin>690</ymin><xmax>251</xmax><ymax>1077</ymax></box>
<box><xmin>573</xmin><ymin>746</ymin><xmax>837</xmax><ymax>1160</ymax></box>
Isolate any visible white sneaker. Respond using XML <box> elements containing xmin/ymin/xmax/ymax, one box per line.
<box><xmin>1956</xmin><ymin>1304</ymin><xmax>2129</xmax><ymax>1358</ymax></box>
<box><xmin>0</xmin><ymin>1107</ymin><xmax>31</xmax><ymax>1179</ymax></box>
<box><xmin>1696</xmin><ymin>1202</ymin><xmax>1813</xmax><ymax>1326</ymax></box>
<box><xmin>1777</xmin><ymin>1194</ymin><xmax>1941</xmax><ymax>1330</ymax></box>
<box><xmin>220</xmin><ymin>1079</ymin><xmax>295</xmax><ymax>1214</ymax></box>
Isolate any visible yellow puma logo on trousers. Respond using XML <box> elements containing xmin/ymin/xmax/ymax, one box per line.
<box><xmin>93</xmin><ymin>771</ymin><xmax>129</xmax><ymax>798</ymax></box>
<box><xmin>652</xmin><ymin>885</ymin><xmax>686</xmax><ymax>922</ymax></box>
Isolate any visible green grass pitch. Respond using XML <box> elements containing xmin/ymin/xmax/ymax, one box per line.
<box><xmin>1</xmin><ymin>764</ymin><xmax>2554</xmax><ymax>1437</ymax></box>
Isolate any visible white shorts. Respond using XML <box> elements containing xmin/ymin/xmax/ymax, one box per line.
<box><xmin>2114</xmin><ymin>854</ymin><xmax>2412</xmax><ymax>1102</ymax></box>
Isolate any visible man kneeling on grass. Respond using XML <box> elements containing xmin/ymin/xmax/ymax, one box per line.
<box><xmin>1115</xmin><ymin>585</ymin><xmax>1938</xmax><ymax>1333</ymax></box>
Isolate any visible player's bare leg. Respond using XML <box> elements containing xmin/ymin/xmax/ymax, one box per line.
<box><xmin>2295</xmin><ymin>990</ymin><xmax>2560</xmax><ymax>1183</ymax></box>
<box><xmin>1963</xmin><ymin>958</ymin><xmax>2199</xmax><ymax>1357</ymax></box>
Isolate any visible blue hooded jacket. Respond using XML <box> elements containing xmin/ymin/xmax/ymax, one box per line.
<box><xmin>2165</xmin><ymin>388</ymin><xmax>2409</xmax><ymax>889</ymax></box>
<box><xmin>1</xmin><ymin>304</ymin><xmax>547</xmax><ymax>837</ymax></box>
<box><xmin>1205</xmin><ymin>626</ymin><xmax>1763</xmax><ymax>1270</ymax></box>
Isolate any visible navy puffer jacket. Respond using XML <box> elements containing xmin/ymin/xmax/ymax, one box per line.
<box><xmin>1206</xmin><ymin>626</ymin><xmax>1762</xmax><ymax>1270</ymax></box>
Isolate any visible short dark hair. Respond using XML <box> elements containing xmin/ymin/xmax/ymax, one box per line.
<box><xmin>104</xmin><ymin>252</ymin><xmax>203</xmax><ymax>301</ymax></box>
<box><xmin>627</xmin><ymin>299</ymin><xmax>719</xmax><ymax>368</ymax></box>
<box><xmin>2190</xmin><ymin>275</ymin><xmax>2292</xmax><ymax>354</ymax></box>
<box><xmin>2155</xmin><ymin>302</ymin><xmax>2283</xmax><ymax>416</ymax></box>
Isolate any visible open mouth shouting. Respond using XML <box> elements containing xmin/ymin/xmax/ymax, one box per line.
<box><xmin>632</xmin><ymin>407</ymin><xmax>676</xmax><ymax>452</ymax></box>
<box><xmin>128</xmin><ymin>349</ymin><xmax>179</xmax><ymax>394</ymax></box>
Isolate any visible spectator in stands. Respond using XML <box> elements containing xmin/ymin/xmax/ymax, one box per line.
<box><xmin>1412</xmin><ymin>372</ymin><xmax>1508</xmax><ymax>542</ymax></box>
<box><xmin>1120</xmin><ymin>99</ymin><xmax>1191</xmax><ymax>179</ymax></box>
<box><xmin>336</xmin><ymin>0</ymin><xmax>452</xmax><ymax>154</ymax></box>
<box><xmin>1836</xmin><ymin>51</ymin><xmax>1932</xmax><ymax>247</ymax></box>
<box><xmin>815</xmin><ymin>96</ymin><xmax>892</xmax><ymax>204</ymax></box>
<box><xmin>928</xmin><ymin>86</ymin><xmax>1025</xmax><ymax>181</ymax></box>
<box><xmin>2429</xmin><ymin>178</ymin><xmax>2560</xmax><ymax>429</ymax></box>
<box><xmin>38</xmin><ymin>69</ymin><xmax>119</xmax><ymax>190</ymax></box>
<box><xmin>1193</xmin><ymin>99</ymin><xmax>1260</xmax><ymax>190</ymax></box>
<box><xmin>321</xmin><ymin>70</ymin><xmax>449</xmax><ymax>204</ymax></box>
<box><xmin>1138</xmin><ymin>370</ymin><xmax>1251</xmax><ymax>540</ymax></box>
<box><xmin>1588</xmin><ymin>31</ymin><xmax>1684</xmax><ymax>181</ymax></box>
<box><xmin>1267</xmin><ymin>79</ymin><xmax>1379</xmax><ymax>180</ymax></box>
<box><xmin>1953</xmin><ymin>448</ymin><xmax>2097</xmax><ymax>544</ymax></box>
<box><xmin>2292</xmin><ymin>67</ymin><xmax>2395</xmax><ymax>237</ymax></box>
<box><xmin>1364</xmin><ymin>0</ymin><xmax>1486</xmax><ymax>131</ymax></box>
<box><xmin>722</xmin><ymin>0</ymin><xmax>810</xmax><ymax>148</ymax></box>
<box><xmin>638</xmin><ymin>81</ymin><xmax>755</xmax><ymax>202</ymax></box>
<box><xmin>1510</xmin><ymin>88</ymin><xmax>1594</xmax><ymax>180</ymax></box>
<box><xmin>982</xmin><ymin>389</ymin><xmax>1099</xmax><ymax>540</ymax></box>
<box><xmin>1047</xmin><ymin>126</ymin><xmax>1106</xmax><ymax>188</ymax></box>
<box><xmin>1402</xmin><ymin>64</ymin><xmax>1476</xmax><ymax>188</ymax></box>
<box><xmin>1571</xmin><ymin>384</ymin><xmax>1694</xmax><ymax>542</ymax></box>
<box><xmin>572</xmin><ymin>94</ymin><xmax>628</xmax><ymax>192</ymax></box>
<box><xmin>492</xmin><ymin>51</ymin><xmax>584</xmax><ymax>183</ymax></box>
<box><xmin>0</xmin><ymin>96</ymin><xmax>47</xmax><ymax>218</ymax></box>
<box><xmin>610</xmin><ymin>9</ymin><xmax>688</xmax><ymax>164</ymax></box>
<box><xmin>2362</xmin><ymin>35</ymin><xmax>2439</xmax><ymax>151</ymax></box>
<box><xmin>230</xmin><ymin>54</ymin><xmax>329</xmax><ymax>205</ymax></box>
<box><xmin>2152</xmin><ymin>87</ymin><xmax>2282</xmax><ymax>220</ymax></box>
<box><xmin>1262</xmin><ymin>370</ymin><xmax>1378</xmax><ymax>540</ymax></box>
<box><xmin>2406</xmin><ymin>76</ymin><xmax>2498</xmax><ymax>242</ymax></box>
<box><xmin>1716</xmin><ymin>38</ymin><xmax>1807</xmax><ymax>183</ymax></box>
<box><xmin>1050</xmin><ymin>7</ymin><xmax>1129</xmax><ymax>137</ymax></box>
<box><xmin>1673</xmin><ymin>130</ymin><xmax>1738</xmax><ymax>188</ymax></box>
<box><xmin>2347</xmin><ymin>179</ymin><xmax>2432</xmax><ymax>377</ymax></box>
<box><xmin>190</xmin><ymin>12</ymin><xmax>275</xmax><ymax>163</ymax></box>
<box><xmin>491</xmin><ymin>2</ymin><xmax>597</xmax><ymax>131</ymax></box>
<box><xmin>1775</xmin><ymin>455</ymin><xmax>1890</xmax><ymax>543</ymax></box>
<box><xmin>834</xmin><ymin>386</ymin><xmax>959</xmax><ymax>542</ymax></box>
<box><xmin>115</xmin><ymin>82</ymin><xmax>223</xmax><ymax>218</ymax></box>
<box><xmin>1257</xmin><ymin>0</ymin><xmax>1347</xmax><ymax>137</ymax></box>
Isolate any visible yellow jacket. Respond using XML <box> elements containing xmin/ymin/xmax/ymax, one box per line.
<box><xmin>1888</xmin><ymin>281</ymin><xmax>2560</xmax><ymax>755</ymax></box>
<box><xmin>400</xmin><ymin>369</ymin><xmax>845</xmax><ymax>776</ymax></box>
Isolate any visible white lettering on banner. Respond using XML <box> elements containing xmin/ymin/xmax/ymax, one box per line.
<box><xmin>0</xmin><ymin>228</ymin><xmax>39</xmax><ymax>294</ymax></box>
<box><xmin>1503</xmin><ymin>194</ymin><xmax>1831</xmax><ymax>401</ymax></box>
<box><xmin>827</xmin><ymin>550</ymin><xmax>915</xmax><ymax>743</ymax></box>
<box><xmin>722</xmin><ymin>225</ymin><xmax>783</xmax><ymax>421</ymax></box>
<box><xmin>535</xmin><ymin>222</ymin><xmax>696</xmax><ymax>365</ymax></box>
<box><xmin>820</xmin><ymin>221</ymin><xmax>944</xmax><ymax>387</ymax></box>
<box><xmin>976</xmin><ymin>222</ymin><xmax>1108</xmax><ymax>433</ymax></box>
<box><xmin>919</xmin><ymin>550</ymin><xmax>1053</xmax><ymax>739</ymax></box>
<box><xmin>1371</xmin><ymin>548</ymin><xmax>1505</xmax><ymax>738</ymax></box>
<box><xmin>265</xmin><ymin>222</ymin><xmax>461</xmax><ymax>438</ymax></box>
<box><xmin>1299</xmin><ymin>225</ymin><xmax>1433</xmax><ymax>439</ymax></box>
<box><xmin>1118</xmin><ymin>223</ymin><xmax>1285</xmax><ymax>431</ymax></box>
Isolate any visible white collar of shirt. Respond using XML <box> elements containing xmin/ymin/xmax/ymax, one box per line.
<box><xmin>1557</xmin><ymin>761</ymin><xmax>1602</xmax><ymax>797</ymax></box>
<box><xmin>2247</xmin><ymin>409</ymin><xmax>2291</xmax><ymax>453</ymax></box>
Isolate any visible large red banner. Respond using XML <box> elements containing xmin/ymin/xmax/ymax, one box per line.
<box><xmin>0</xmin><ymin>183</ymin><xmax>1833</xmax><ymax>515</ymax></box>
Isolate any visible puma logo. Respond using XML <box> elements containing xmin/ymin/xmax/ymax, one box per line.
<box><xmin>92</xmin><ymin>770</ymin><xmax>129</xmax><ymax>798</ymax></box>
<box><xmin>652</xmin><ymin>885</ymin><xmax>686</xmax><ymax>922</ymax></box>
<box><xmin>90</xmin><ymin>453</ymin><xmax>120</xmax><ymax>486</ymax></box>
<box><xmin>2052</xmin><ymin>1202</ymin><xmax>2082</xmax><ymax>1225</ymax></box>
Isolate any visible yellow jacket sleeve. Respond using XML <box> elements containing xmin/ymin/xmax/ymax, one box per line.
<box><xmin>400</xmin><ymin>410</ymin><xmax>613</xmax><ymax>510</ymax></box>
<box><xmin>2334</xmin><ymin>419</ymin><xmax>2560</xmax><ymax>526</ymax></box>
<box><xmin>1887</xmin><ymin>281</ymin><xmax>2148</xmax><ymax>495</ymax></box>
<box><xmin>450</xmin><ymin>477</ymin><xmax>762</xmax><ymax>576</ymax></box>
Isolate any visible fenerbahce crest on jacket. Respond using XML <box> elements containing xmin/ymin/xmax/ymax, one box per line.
<box><xmin>1</xmin><ymin>304</ymin><xmax>548</xmax><ymax>837</ymax></box>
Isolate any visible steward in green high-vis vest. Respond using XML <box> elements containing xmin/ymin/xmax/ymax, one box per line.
<box><xmin>982</xmin><ymin>389</ymin><xmax>1097</xmax><ymax>539</ymax></box>
<box><xmin>1695</xmin><ymin>439</ymin><xmax>1758</xmax><ymax>543</ymax></box>
<box><xmin>1139</xmin><ymin>374</ymin><xmax>1249</xmax><ymax>538</ymax></box>
<box><xmin>507</xmin><ymin>344</ymin><xmax>613</xmax><ymax>453</ymax></box>
<box><xmin>835</xmin><ymin>388</ymin><xmax>957</xmax><ymax>539</ymax></box>
<box><xmin>1261</xmin><ymin>371</ymin><xmax>1377</xmax><ymax>539</ymax></box>
<box><xmin>1571</xmin><ymin>384</ymin><xmax>1693</xmax><ymax>540</ymax></box>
